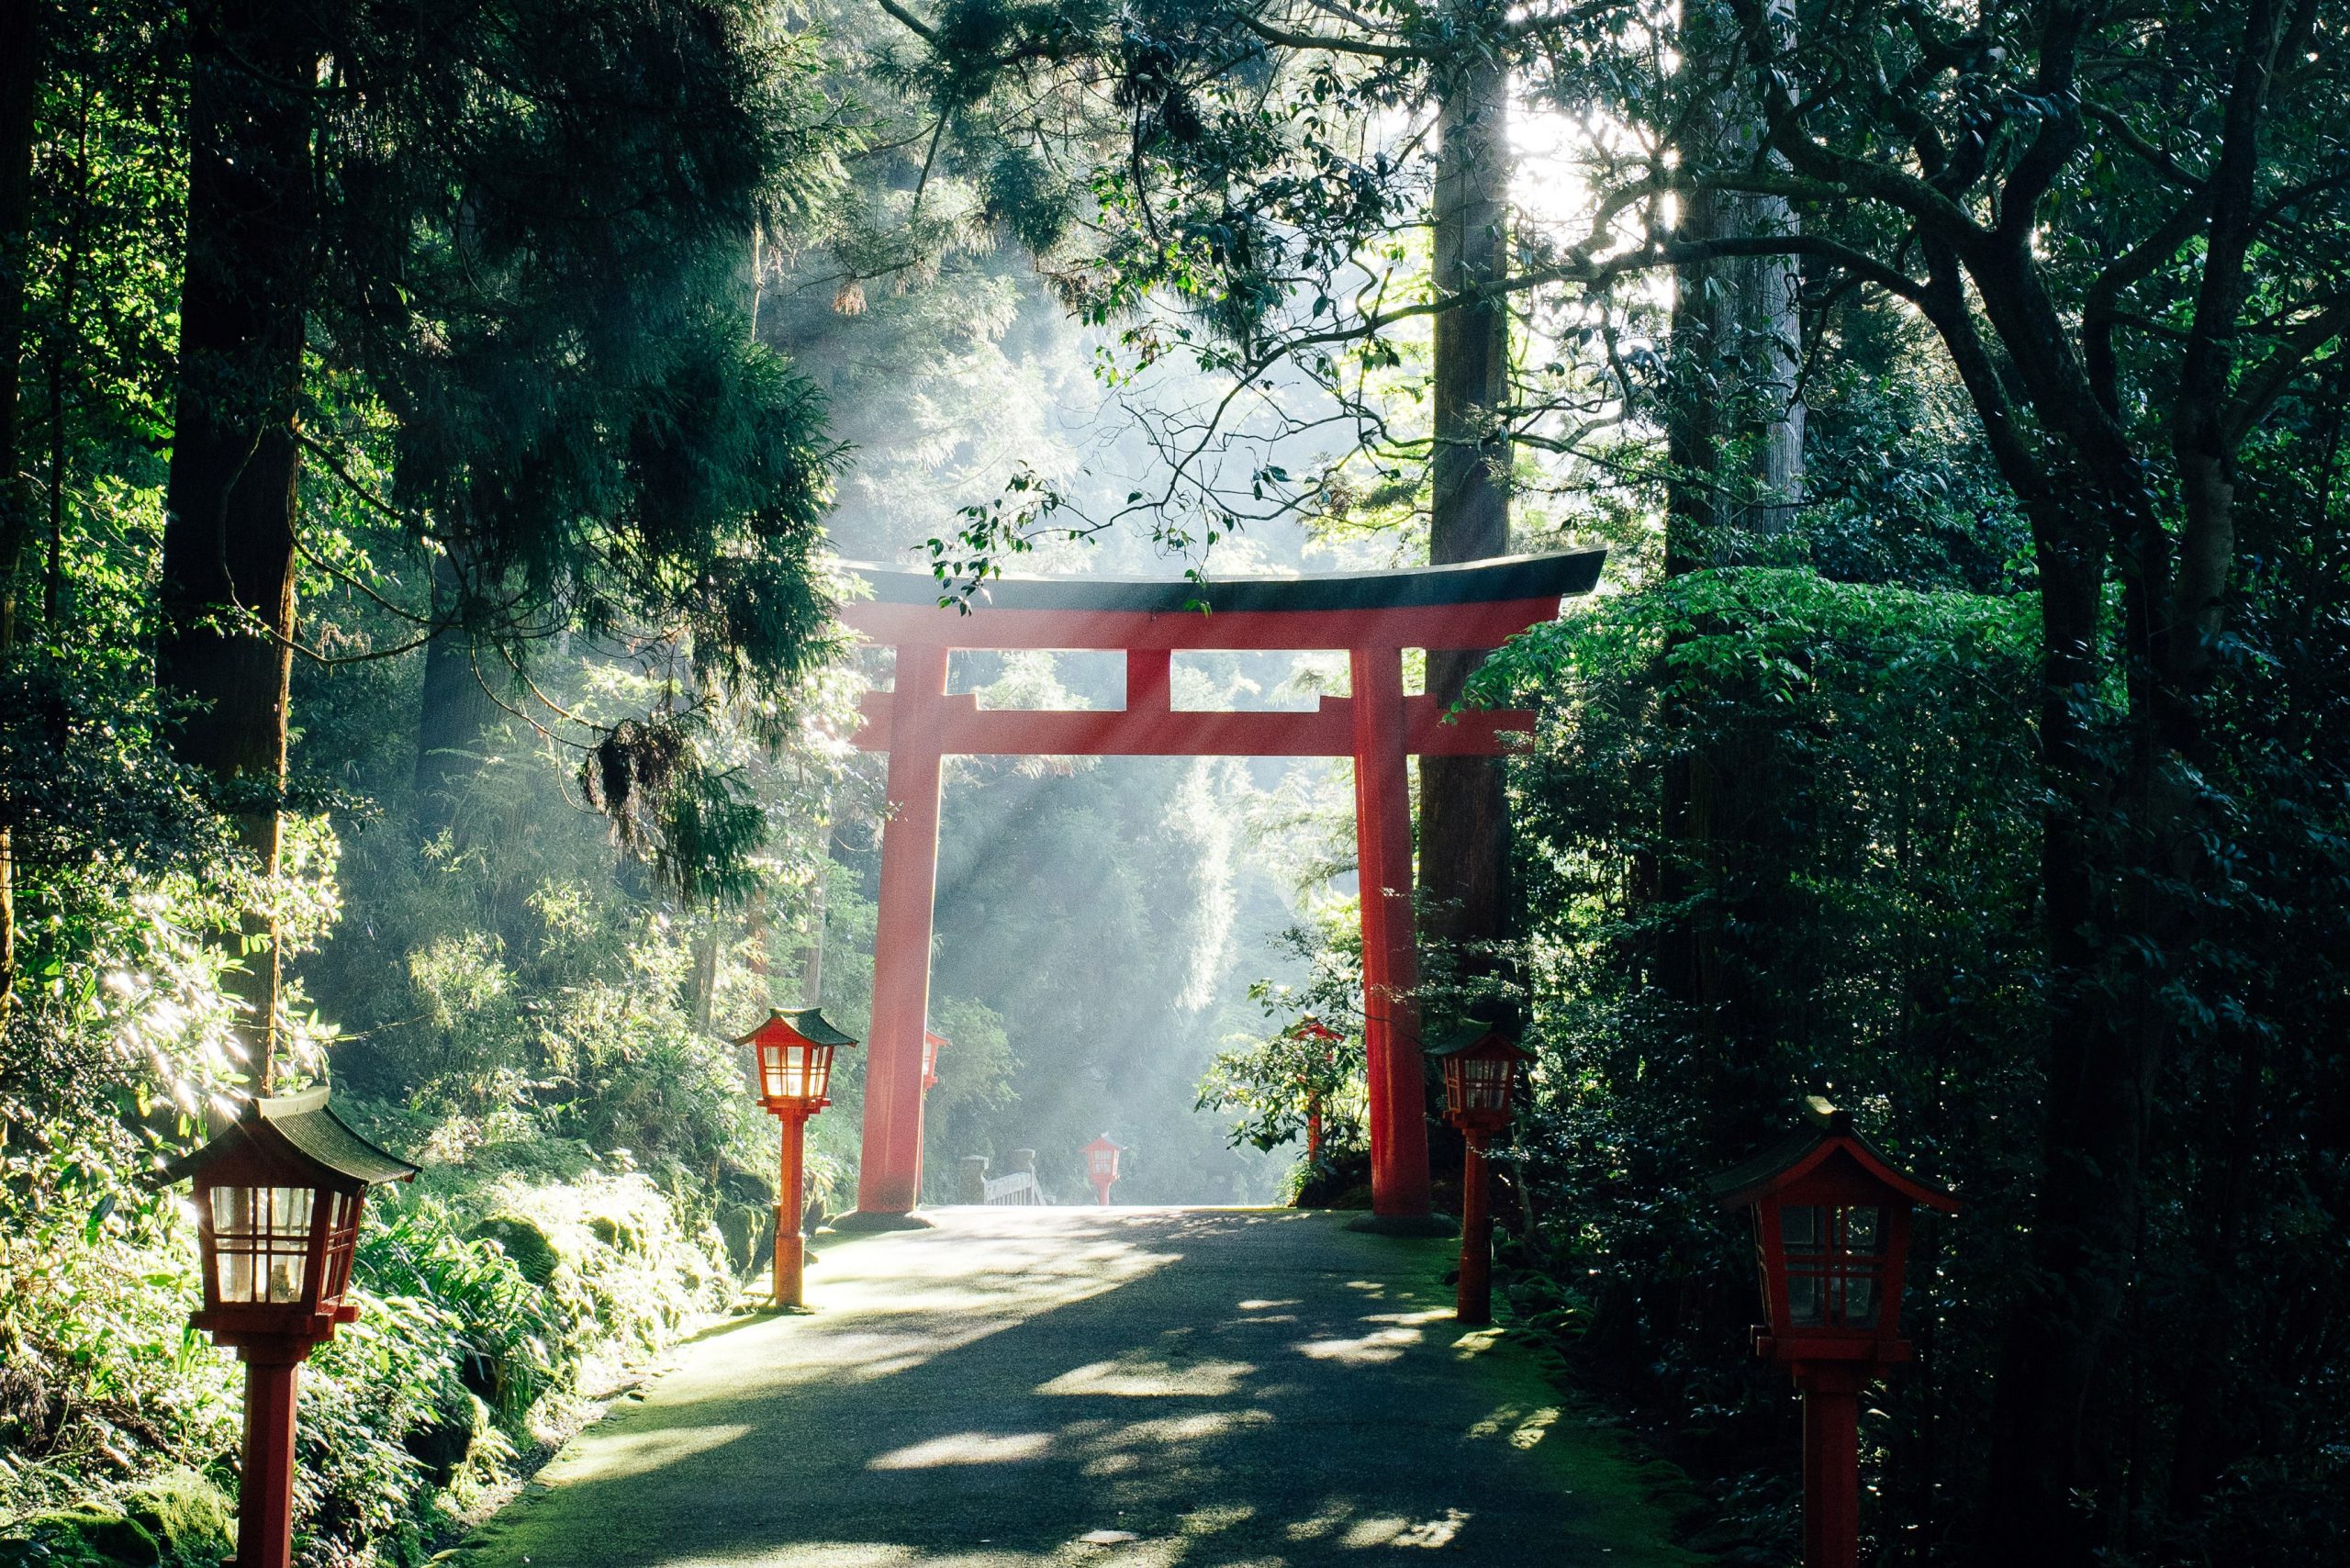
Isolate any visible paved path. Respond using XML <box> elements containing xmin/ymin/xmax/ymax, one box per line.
<box><xmin>458</xmin><ymin>1208</ymin><xmax>1696</xmax><ymax>1568</ymax></box>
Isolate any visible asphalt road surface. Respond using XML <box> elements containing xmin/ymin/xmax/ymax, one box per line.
<box><xmin>455</xmin><ymin>1207</ymin><xmax>1696</xmax><ymax>1568</ymax></box>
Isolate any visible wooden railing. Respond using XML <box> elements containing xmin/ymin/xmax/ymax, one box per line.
<box><xmin>959</xmin><ymin>1149</ymin><xmax>1053</xmax><ymax>1205</ymax></box>
<box><xmin>982</xmin><ymin>1170</ymin><xmax>1046</xmax><ymax>1204</ymax></box>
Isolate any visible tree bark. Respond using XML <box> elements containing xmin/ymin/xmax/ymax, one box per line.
<box><xmin>1665</xmin><ymin>0</ymin><xmax>1804</xmax><ymax>571</ymax></box>
<box><xmin>1971</xmin><ymin>6</ymin><xmax>2298</xmax><ymax>1549</ymax></box>
<box><xmin>158</xmin><ymin>0</ymin><xmax>320</xmax><ymax>1092</ymax></box>
<box><xmin>799</xmin><ymin>859</ymin><xmax>826</xmax><ymax>1005</ymax></box>
<box><xmin>1655</xmin><ymin>0</ymin><xmax>1804</xmax><ymax>1037</ymax></box>
<box><xmin>413</xmin><ymin>550</ymin><xmax>507</xmax><ymax>836</ymax></box>
<box><xmin>1417</xmin><ymin>8</ymin><xmax>1513</xmax><ymax>985</ymax></box>
<box><xmin>688</xmin><ymin>911</ymin><xmax>720</xmax><ymax>1031</ymax></box>
<box><xmin>0</xmin><ymin>0</ymin><xmax>40</xmax><ymax>998</ymax></box>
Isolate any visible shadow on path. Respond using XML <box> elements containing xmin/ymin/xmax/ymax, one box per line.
<box><xmin>454</xmin><ymin>1208</ymin><xmax>1695</xmax><ymax>1568</ymax></box>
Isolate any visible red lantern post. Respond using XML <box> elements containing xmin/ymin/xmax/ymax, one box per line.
<box><xmin>740</xmin><ymin>1008</ymin><xmax>857</xmax><ymax>1308</ymax></box>
<box><xmin>1710</xmin><ymin>1098</ymin><xmax>1960</xmax><ymax>1568</ymax></box>
<box><xmin>160</xmin><ymin>1091</ymin><xmax>418</xmax><ymax>1568</ymax></box>
<box><xmin>1081</xmin><ymin>1134</ymin><xmax>1124</xmax><ymax>1206</ymax></box>
<box><xmin>921</xmin><ymin>1029</ymin><xmax>948</xmax><ymax>1092</ymax></box>
<box><xmin>1428</xmin><ymin>1025</ymin><xmax>1530</xmax><ymax>1325</ymax></box>
<box><xmin>1291</xmin><ymin>1017</ymin><xmax>1343</xmax><ymax>1162</ymax></box>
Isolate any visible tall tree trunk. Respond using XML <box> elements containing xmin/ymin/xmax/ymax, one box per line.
<box><xmin>1976</xmin><ymin>484</ymin><xmax>2137</xmax><ymax>1562</ymax></box>
<box><xmin>688</xmin><ymin>910</ymin><xmax>720</xmax><ymax>1032</ymax></box>
<box><xmin>1656</xmin><ymin>0</ymin><xmax>1804</xmax><ymax>1044</ymax></box>
<box><xmin>0</xmin><ymin>0</ymin><xmax>40</xmax><ymax>999</ymax></box>
<box><xmin>1665</xmin><ymin>0</ymin><xmax>1805</xmax><ymax>572</ymax></box>
<box><xmin>158</xmin><ymin>1</ymin><xmax>320</xmax><ymax>1092</ymax></box>
<box><xmin>799</xmin><ymin>860</ymin><xmax>826</xmax><ymax>1006</ymax></box>
<box><xmin>413</xmin><ymin>550</ymin><xmax>507</xmax><ymax>837</ymax></box>
<box><xmin>1417</xmin><ymin>8</ymin><xmax>1513</xmax><ymax>995</ymax></box>
<box><xmin>1976</xmin><ymin>6</ymin><xmax>2291</xmax><ymax>1546</ymax></box>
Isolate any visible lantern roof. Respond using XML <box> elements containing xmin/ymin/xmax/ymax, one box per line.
<box><xmin>735</xmin><ymin>1007</ymin><xmax>858</xmax><ymax>1049</ymax></box>
<box><xmin>1082</xmin><ymin>1133</ymin><xmax>1124</xmax><ymax>1152</ymax></box>
<box><xmin>1707</xmin><ymin>1097</ymin><xmax>1958</xmax><ymax>1214</ymax></box>
<box><xmin>924</xmin><ymin>1029</ymin><xmax>950</xmax><ymax>1047</ymax></box>
<box><xmin>1424</xmin><ymin>1021</ymin><xmax>1531</xmax><ymax>1063</ymax></box>
<box><xmin>1291</xmin><ymin>1015</ymin><xmax>1344</xmax><ymax>1042</ymax></box>
<box><xmin>157</xmin><ymin>1088</ymin><xmax>420</xmax><ymax>1188</ymax></box>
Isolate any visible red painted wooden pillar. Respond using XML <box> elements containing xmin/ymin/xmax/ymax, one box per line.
<box><xmin>857</xmin><ymin>644</ymin><xmax>948</xmax><ymax>1216</ymax></box>
<box><xmin>774</xmin><ymin>1109</ymin><xmax>808</xmax><ymax>1306</ymax></box>
<box><xmin>237</xmin><ymin>1345</ymin><xmax>306</xmax><ymax>1568</ymax></box>
<box><xmin>1797</xmin><ymin>1363</ymin><xmax>1863</xmax><ymax>1568</ymax></box>
<box><xmin>1457</xmin><ymin>1136</ymin><xmax>1494</xmax><ymax>1322</ymax></box>
<box><xmin>1349</xmin><ymin>644</ymin><xmax>1432</xmax><ymax>1219</ymax></box>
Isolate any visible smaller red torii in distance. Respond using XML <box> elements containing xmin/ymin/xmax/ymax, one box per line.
<box><xmin>835</xmin><ymin>551</ymin><xmax>1605</xmax><ymax>1228</ymax></box>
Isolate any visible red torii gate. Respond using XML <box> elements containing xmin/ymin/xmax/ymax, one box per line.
<box><xmin>835</xmin><ymin>550</ymin><xmax>1605</xmax><ymax>1228</ymax></box>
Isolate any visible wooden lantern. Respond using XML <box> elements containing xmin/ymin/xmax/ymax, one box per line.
<box><xmin>1082</xmin><ymin>1133</ymin><xmax>1123</xmax><ymax>1205</ymax></box>
<box><xmin>1709</xmin><ymin>1096</ymin><xmax>1958</xmax><ymax>1368</ymax></box>
<box><xmin>1292</xmin><ymin>1016</ymin><xmax>1343</xmax><ymax>1161</ymax></box>
<box><xmin>921</xmin><ymin>1029</ymin><xmax>948</xmax><ymax>1092</ymax></box>
<box><xmin>736</xmin><ymin>1008</ymin><xmax>858</xmax><ymax>1308</ymax></box>
<box><xmin>160</xmin><ymin>1090</ymin><xmax>417</xmax><ymax>1568</ymax></box>
<box><xmin>1428</xmin><ymin>1024</ymin><xmax>1530</xmax><ymax>1142</ymax></box>
<box><xmin>1426</xmin><ymin>1024</ymin><xmax>1529</xmax><ymax>1326</ymax></box>
<box><xmin>1709</xmin><ymin>1097</ymin><xmax>1959</xmax><ymax>1568</ymax></box>
<box><xmin>162</xmin><ymin>1088</ymin><xmax>418</xmax><ymax>1349</ymax></box>
<box><xmin>743</xmin><ymin>1007</ymin><xmax>852</xmax><ymax>1116</ymax></box>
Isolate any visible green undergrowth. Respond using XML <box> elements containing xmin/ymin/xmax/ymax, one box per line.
<box><xmin>0</xmin><ymin>1136</ymin><xmax>751</xmax><ymax>1568</ymax></box>
<box><xmin>1496</xmin><ymin>1251</ymin><xmax>1793</xmax><ymax>1568</ymax></box>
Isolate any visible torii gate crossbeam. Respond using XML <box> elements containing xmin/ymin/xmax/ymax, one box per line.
<box><xmin>836</xmin><ymin>551</ymin><xmax>1605</xmax><ymax>1226</ymax></box>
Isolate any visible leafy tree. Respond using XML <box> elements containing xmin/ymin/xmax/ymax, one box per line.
<box><xmin>150</xmin><ymin>0</ymin><xmax>845</xmax><ymax>1086</ymax></box>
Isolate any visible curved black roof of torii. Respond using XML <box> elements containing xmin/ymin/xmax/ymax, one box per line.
<box><xmin>841</xmin><ymin>549</ymin><xmax>1606</xmax><ymax>616</ymax></box>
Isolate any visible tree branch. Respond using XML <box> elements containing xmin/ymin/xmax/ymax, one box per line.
<box><xmin>1238</xmin><ymin>17</ymin><xmax>1429</xmax><ymax>63</ymax></box>
<box><xmin>874</xmin><ymin>0</ymin><xmax>937</xmax><ymax>42</ymax></box>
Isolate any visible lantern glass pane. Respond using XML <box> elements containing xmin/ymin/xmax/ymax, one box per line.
<box><xmin>760</xmin><ymin>1040</ymin><xmax>834</xmax><ymax>1106</ymax></box>
<box><xmin>1461</xmin><ymin>1057</ymin><xmax>1509</xmax><ymax>1112</ymax></box>
<box><xmin>1780</xmin><ymin>1203</ymin><xmax>1883</xmax><ymax>1329</ymax></box>
<box><xmin>320</xmin><ymin>1190</ymin><xmax>362</xmax><ymax>1305</ymax></box>
<box><xmin>210</xmin><ymin>1185</ymin><xmax>314</xmax><ymax>1304</ymax></box>
<box><xmin>1781</xmin><ymin>1204</ymin><xmax>1824</xmax><ymax>1325</ymax></box>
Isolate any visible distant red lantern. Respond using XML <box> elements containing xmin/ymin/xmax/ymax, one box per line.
<box><xmin>1711</xmin><ymin>1098</ymin><xmax>1959</xmax><ymax>1568</ymax></box>
<box><xmin>1081</xmin><ymin>1134</ymin><xmax>1124</xmax><ymax>1205</ymax></box>
<box><xmin>921</xmin><ymin>1029</ymin><xmax>948</xmax><ymax>1092</ymax></box>
<box><xmin>1427</xmin><ymin>1024</ymin><xmax>1531</xmax><ymax>1325</ymax></box>
<box><xmin>1291</xmin><ymin>1016</ymin><xmax>1343</xmax><ymax>1161</ymax></box>
<box><xmin>738</xmin><ymin>1009</ymin><xmax>858</xmax><ymax>1308</ymax></box>
<box><xmin>161</xmin><ymin>1091</ymin><xmax>417</xmax><ymax>1568</ymax></box>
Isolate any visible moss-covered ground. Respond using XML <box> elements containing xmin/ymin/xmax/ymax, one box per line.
<box><xmin>453</xmin><ymin>1208</ymin><xmax>1699</xmax><ymax>1568</ymax></box>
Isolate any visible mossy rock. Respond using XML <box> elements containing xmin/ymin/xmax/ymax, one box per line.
<box><xmin>584</xmin><ymin>1215</ymin><xmax>637</xmax><ymax>1252</ymax></box>
<box><xmin>17</xmin><ymin>1506</ymin><xmax>161</xmax><ymax>1568</ymax></box>
<box><xmin>403</xmin><ymin>1381</ymin><xmax>486</xmax><ymax>1488</ymax></box>
<box><xmin>714</xmin><ymin>1161</ymin><xmax>773</xmax><ymax>1209</ymax></box>
<box><xmin>120</xmin><ymin>1470</ymin><xmax>232</xmax><ymax>1563</ymax></box>
<box><xmin>716</xmin><ymin>1203</ymin><xmax>773</xmax><ymax>1272</ymax></box>
<box><xmin>469</xmin><ymin>1215</ymin><xmax>561</xmax><ymax>1284</ymax></box>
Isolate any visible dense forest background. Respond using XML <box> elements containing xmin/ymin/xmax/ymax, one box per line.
<box><xmin>3</xmin><ymin>1</ymin><xmax>2346</xmax><ymax>1567</ymax></box>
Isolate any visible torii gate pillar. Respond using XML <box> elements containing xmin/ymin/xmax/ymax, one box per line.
<box><xmin>835</xmin><ymin>552</ymin><xmax>1605</xmax><ymax>1228</ymax></box>
<box><xmin>856</xmin><ymin>644</ymin><xmax>947</xmax><ymax>1218</ymax></box>
<box><xmin>1350</xmin><ymin>644</ymin><xmax>1431</xmax><ymax>1218</ymax></box>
